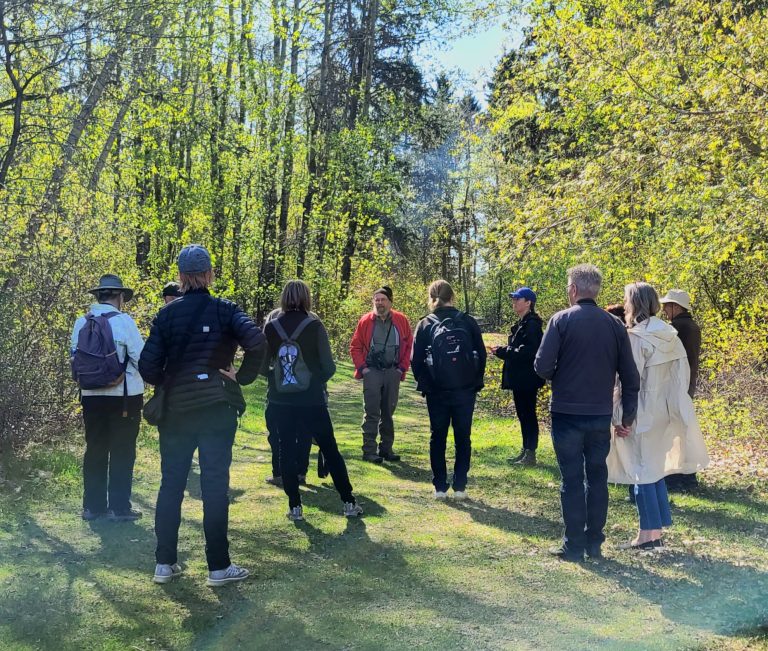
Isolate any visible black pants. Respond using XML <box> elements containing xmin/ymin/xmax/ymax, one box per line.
<box><xmin>155</xmin><ymin>403</ymin><xmax>237</xmax><ymax>571</ymax></box>
<box><xmin>270</xmin><ymin>403</ymin><xmax>354</xmax><ymax>508</ymax></box>
<box><xmin>265</xmin><ymin>402</ymin><xmax>312</xmax><ymax>477</ymax></box>
<box><xmin>426</xmin><ymin>389</ymin><xmax>476</xmax><ymax>492</ymax></box>
<box><xmin>550</xmin><ymin>412</ymin><xmax>612</xmax><ymax>553</ymax></box>
<box><xmin>82</xmin><ymin>406</ymin><xmax>141</xmax><ymax>513</ymax></box>
<box><xmin>512</xmin><ymin>388</ymin><xmax>539</xmax><ymax>451</ymax></box>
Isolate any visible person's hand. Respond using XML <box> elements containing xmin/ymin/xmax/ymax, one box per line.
<box><xmin>362</xmin><ymin>367</ymin><xmax>371</xmax><ymax>376</ymax></box>
<box><xmin>614</xmin><ymin>424</ymin><xmax>631</xmax><ymax>438</ymax></box>
<box><xmin>490</xmin><ymin>346</ymin><xmax>499</xmax><ymax>354</ymax></box>
<box><xmin>219</xmin><ymin>365</ymin><xmax>237</xmax><ymax>382</ymax></box>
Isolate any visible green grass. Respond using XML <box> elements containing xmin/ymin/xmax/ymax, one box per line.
<box><xmin>1</xmin><ymin>361</ymin><xmax>766</xmax><ymax>650</ymax></box>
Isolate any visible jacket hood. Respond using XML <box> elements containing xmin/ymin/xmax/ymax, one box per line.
<box><xmin>630</xmin><ymin>316</ymin><xmax>685</xmax><ymax>361</ymax></box>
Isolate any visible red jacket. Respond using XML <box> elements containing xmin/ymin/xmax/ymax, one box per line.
<box><xmin>350</xmin><ymin>310</ymin><xmax>413</xmax><ymax>380</ymax></box>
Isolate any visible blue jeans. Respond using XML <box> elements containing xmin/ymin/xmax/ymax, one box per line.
<box><xmin>426</xmin><ymin>390</ymin><xmax>476</xmax><ymax>492</ymax></box>
<box><xmin>155</xmin><ymin>403</ymin><xmax>237</xmax><ymax>571</ymax></box>
<box><xmin>550</xmin><ymin>412</ymin><xmax>612</xmax><ymax>553</ymax></box>
<box><xmin>635</xmin><ymin>479</ymin><xmax>672</xmax><ymax>530</ymax></box>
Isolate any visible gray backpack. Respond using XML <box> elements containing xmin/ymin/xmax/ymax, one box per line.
<box><xmin>272</xmin><ymin>316</ymin><xmax>315</xmax><ymax>393</ymax></box>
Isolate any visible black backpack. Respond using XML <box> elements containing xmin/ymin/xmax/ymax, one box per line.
<box><xmin>426</xmin><ymin>312</ymin><xmax>477</xmax><ymax>390</ymax></box>
<box><xmin>272</xmin><ymin>316</ymin><xmax>315</xmax><ymax>393</ymax></box>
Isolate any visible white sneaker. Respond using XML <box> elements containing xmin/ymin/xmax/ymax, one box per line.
<box><xmin>207</xmin><ymin>563</ymin><xmax>249</xmax><ymax>587</ymax></box>
<box><xmin>343</xmin><ymin>501</ymin><xmax>363</xmax><ymax>517</ymax></box>
<box><xmin>452</xmin><ymin>490</ymin><xmax>468</xmax><ymax>501</ymax></box>
<box><xmin>287</xmin><ymin>505</ymin><xmax>304</xmax><ymax>521</ymax></box>
<box><xmin>153</xmin><ymin>563</ymin><xmax>182</xmax><ymax>584</ymax></box>
<box><xmin>434</xmin><ymin>490</ymin><xmax>448</xmax><ymax>499</ymax></box>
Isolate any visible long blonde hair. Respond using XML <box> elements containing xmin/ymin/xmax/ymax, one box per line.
<box><xmin>427</xmin><ymin>279</ymin><xmax>454</xmax><ymax>312</ymax></box>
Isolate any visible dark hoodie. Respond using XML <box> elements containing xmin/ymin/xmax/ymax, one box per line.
<box><xmin>494</xmin><ymin>311</ymin><xmax>546</xmax><ymax>392</ymax></box>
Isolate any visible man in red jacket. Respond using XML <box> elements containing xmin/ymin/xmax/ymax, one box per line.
<box><xmin>350</xmin><ymin>286</ymin><xmax>413</xmax><ymax>463</ymax></box>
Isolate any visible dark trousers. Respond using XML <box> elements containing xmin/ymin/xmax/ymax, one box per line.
<box><xmin>155</xmin><ymin>403</ymin><xmax>237</xmax><ymax>571</ymax></box>
<box><xmin>265</xmin><ymin>403</ymin><xmax>312</xmax><ymax>477</ymax></box>
<box><xmin>512</xmin><ymin>388</ymin><xmax>540</xmax><ymax>451</ymax></box>
<box><xmin>82</xmin><ymin>408</ymin><xmax>140</xmax><ymax>513</ymax></box>
<box><xmin>550</xmin><ymin>412</ymin><xmax>612</xmax><ymax>553</ymax></box>
<box><xmin>271</xmin><ymin>403</ymin><xmax>354</xmax><ymax>508</ymax></box>
<box><xmin>426</xmin><ymin>390</ymin><xmax>476</xmax><ymax>492</ymax></box>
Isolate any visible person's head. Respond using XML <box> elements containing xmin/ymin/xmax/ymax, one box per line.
<box><xmin>566</xmin><ymin>264</ymin><xmax>602</xmax><ymax>305</ymax></box>
<box><xmin>88</xmin><ymin>274</ymin><xmax>133</xmax><ymax>309</ymax></box>
<box><xmin>162</xmin><ymin>281</ymin><xmax>183</xmax><ymax>305</ymax></box>
<box><xmin>428</xmin><ymin>279</ymin><xmax>454</xmax><ymax>312</ymax></box>
<box><xmin>177</xmin><ymin>244</ymin><xmax>213</xmax><ymax>293</ymax></box>
<box><xmin>605</xmin><ymin>303</ymin><xmax>626</xmax><ymax>323</ymax></box>
<box><xmin>659</xmin><ymin>289</ymin><xmax>692</xmax><ymax>321</ymax></box>
<box><xmin>509</xmin><ymin>287</ymin><xmax>536</xmax><ymax>318</ymax></box>
<box><xmin>373</xmin><ymin>285</ymin><xmax>393</xmax><ymax>318</ymax></box>
<box><xmin>624</xmin><ymin>282</ymin><xmax>661</xmax><ymax>326</ymax></box>
<box><xmin>280</xmin><ymin>279</ymin><xmax>312</xmax><ymax>312</ymax></box>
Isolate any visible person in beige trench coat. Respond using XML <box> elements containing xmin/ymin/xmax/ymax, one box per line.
<box><xmin>610</xmin><ymin>283</ymin><xmax>709</xmax><ymax>550</ymax></box>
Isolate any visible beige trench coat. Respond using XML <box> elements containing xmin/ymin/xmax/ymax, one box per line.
<box><xmin>608</xmin><ymin>316</ymin><xmax>710</xmax><ymax>485</ymax></box>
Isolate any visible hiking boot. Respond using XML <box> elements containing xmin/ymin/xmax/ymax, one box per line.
<box><xmin>434</xmin><ymin>490</ymin><xmax>448</xmax><ymax>500</ymax></box>
<box><xmin>379</xmin><ymin>451</ymin><xmax>401</xmax><ymax>462</ymax></box>
<box><xmin>153</xmin><ymin>563</ymin><xmax>183</xmax><ymax>584</ymax></box>
<box><xmin>265</xmin><ymin>475</ymin><xmax>283</xmax><ymax>487</ymax></box>
<box><xmin>585</xmin><ymin>544</ymin><xmax>603</xmax><ymax>560</ymax></box>
<box><xmin>343</xmin><ymin>502</ymin><xmax>364</xmax><ymax>517</ymax></box>
<box><xmin>107</xmin><ymin>508</ymin><xmax>142</xmax><ymax>522</ymax></box>
<box><xmin>507</xmin><ymin>450</ymin><xmax>525</xmax><ymax>464</ymax></box>
<box><xmin>548</xmin><ymin>544</ymin><xmax>583</xmax><ymax>562</ymax></box>
<box><xmin>81</xmin><ymin>508</ymin><xmax>106</xmax><ymax>521</ymax></box>
<box><xmin>287</xmin><ymin>505</ymin><xmax>304</xmax><ymax>521</ymax></box>
<box><xmin>516</xmin><ymin>450</ymin><xmax>537</xmax><ymax>466</ymax></box>
<box><xmin>452</xmin><ymin>490</ymin><xmax>468</xmax><ymax>501</ymax></box>
<box><xmin>207</xmin><ymin>563</ymin><xmax>249</xmax><ymax>587</ymax></box>
<box><xmin>362</xmin><ymin>454</ymin><xmax>383</xmax><ymax>464</ymax></box>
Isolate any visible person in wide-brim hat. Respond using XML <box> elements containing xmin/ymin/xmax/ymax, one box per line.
<box><xmin>88</xmin><ymin>274</ymin><xmax>134</xmax><ymax>302</ymax></box>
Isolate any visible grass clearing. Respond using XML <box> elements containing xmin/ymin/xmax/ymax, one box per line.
<box><xmin>1</xmin><ymin>362</ymin><xmax>766</xmax><ymax>650</ymax></box>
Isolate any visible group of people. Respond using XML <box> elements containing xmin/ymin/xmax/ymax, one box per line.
<box><xmin>70</xmin><ymin>247</ymin><xmax>709</xmax><ymax>586</ymax></box>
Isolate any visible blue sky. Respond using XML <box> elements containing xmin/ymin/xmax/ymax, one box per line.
<box><xmin>416</xmin><ymin>17</ymin><xmax>525</xmax><ymax>105</ymax></box>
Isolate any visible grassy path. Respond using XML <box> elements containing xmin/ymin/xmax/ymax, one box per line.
<box><xmin>1</xmin><ymin>362</ymin><xmax>767</xmax><ymax>650</ymax></box>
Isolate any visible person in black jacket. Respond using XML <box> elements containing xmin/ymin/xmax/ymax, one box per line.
<box><xmin>411</xmin><ymin>279</ymin><xmax>486</xmax><ymax>500</ymax></box>
<box><xmin>262</xmin><ymin>279</ymin><xmax>362</xmax><ymax>522</ymax></box>
<box><xmin>491</xmin><ymin>287</ymin><xmax>545</xmax><ymax>466</ymax></box>
<box><xmin>139</xmin><ymin>244</ymin><xmax>266</xmax><ymax>587</ymax></box>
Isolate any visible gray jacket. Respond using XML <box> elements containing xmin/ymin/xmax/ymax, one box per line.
<box><xmin>534</xmin><ymin>299</ymin><xmax>640</xmax><ymax>424</ymax></box>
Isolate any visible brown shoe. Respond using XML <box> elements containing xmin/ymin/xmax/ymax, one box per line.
<box><xmin>516</xmin><ymin>450</ymin><xmax>537</xmax><ymax>466</ymax></box>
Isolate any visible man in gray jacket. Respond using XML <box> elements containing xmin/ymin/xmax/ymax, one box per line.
<box><xmin>535</xmin><ymin>264</ymin><xmax>640</xmax><ymax>561</ymax></box>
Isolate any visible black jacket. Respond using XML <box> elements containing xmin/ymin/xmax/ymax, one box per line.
<box><xmin>138</xmin><ymin>289</ymin><xmax>265</xmax><ymax>414</ymax></box>
<box><xmin>262</xmin><ymin>310</ymin><xmax>336</xmax><ymax>406</ymax></box>
<box><xmin>494</xmin><ymin>311</ymin><xmax>545</xmax><ymax>392</ymax></box>
<box><xmin>411</xmin><ymin>307</ymin><xmax>486</xmax><ymax>395</ymax></box>
<box><xmin>670</xmin><ymin>312</ymin><xmax>701</xmax><ymax>398</ymax></box>
<box><xmin>534</xmin><ymin>299</ymin><xmax>640</xmax><ymax>423</ymax></box>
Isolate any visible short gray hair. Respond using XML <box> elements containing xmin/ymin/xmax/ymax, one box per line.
<box><xmin>567</xmin><ymin>264</ymin><xmax>602</xmax><ymax>298</ymax></box>
<box><xmin>624</xmin><ymin>282</ymin><xmax>660</xmax><ymax>326</ymax></box>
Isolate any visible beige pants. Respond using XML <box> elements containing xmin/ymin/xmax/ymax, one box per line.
<box><xmin>361</xmin><ymin>367</ymin><xmax>401</xmax><ymax>455</ymax></box>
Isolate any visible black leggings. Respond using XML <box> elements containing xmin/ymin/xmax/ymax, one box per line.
<box><xmin>512</xmin><ymin>388</ymin><xmax>539</xmax><ymax>451</ymax></box>
<box><xmin>270</xmin><ymin>403</ymin><xmax>354</xmax><ymax>508</ymax></box>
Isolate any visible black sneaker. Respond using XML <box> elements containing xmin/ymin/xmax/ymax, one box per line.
<box><xmin>507</xmin><ymin>450</ymin><xmax>525</xmax><ymax>464</ymax></box>
<box><xmin>379</xmin><ymin>451</ymin><xmax>401</xmax><ymax>462</ymax></box>
<box><xmin>548</xmin><ymin>545</ymin><xmax>584</xmax><ymax>562</ymax></box>
<box><xmin>362</xmin><ymin>454</ymin><xmax>383</xmax><ymax>464</ymax></box>
<box><xmin>81</xmin><ymin>508</ymin><xmax>106</xmax><ymax>521</ymax></box>
<box><xmin>585</xmin><ymin>544</ymin><xmax>603</xmax><ymax>560</ymax></box>
<box><xmin>265</xmin><ymin>475</ymin><xmax>283</xmax><ymax>487</ymax></box>
<box><xmin>107</xmin><ymin>508</ymin><xmax>142</xmax><ymax>522</ymax></box>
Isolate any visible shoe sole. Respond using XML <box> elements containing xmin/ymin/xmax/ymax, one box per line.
<box><xmin>153</xmin><ymin>574</ymin><xmax>179</xmax><ymax>584</ymax></box>
<box><xmin>206</xmin><ymin>572</ymin><xmax>249</xmax><ymax>587</ymax></box>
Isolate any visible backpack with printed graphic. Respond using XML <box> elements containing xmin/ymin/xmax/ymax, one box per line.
<box><xmin>426</xmin><ymin>312</ymin><xmax>477</xmax><ymax>390</ymax></box>
<box><xmin>71</xmin><ymin>312</ymin><xmax>127</xmax><ymax>390</ymax></box>
<box><xmin>272</xmin><ymin>316</ymin><xmax>315</xmax><ymax>393</ymax></box>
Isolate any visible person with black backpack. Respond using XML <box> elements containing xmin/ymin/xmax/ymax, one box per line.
<box><xmin>139</xmin><ymin>244</ymin><xmax>266</xmax><ymax>587</ymax></box>
<box><xmin>411</xmin><ymin>280</ymin><xmax>486</xmax><ymax>500</ymax></box>
<box><xmin>70</xmin><ymin>274</ymin><xmax>145</xmax><ymax>522</ymax></box>
<box><xmin>262</xmin><ymin>279</ymin><xmax>362</xmax><ymax>522</ymax></box>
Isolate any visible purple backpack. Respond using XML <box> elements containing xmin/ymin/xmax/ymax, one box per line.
<box><xmin>71</xmin><ymin>312</ymin><xmax>127</xmax><ymax>390</ymax></box>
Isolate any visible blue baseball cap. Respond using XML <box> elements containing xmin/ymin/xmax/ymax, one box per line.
<box><xmin>177</xmin><ymin>244</ymin><xmax>212</xmax><ymax>274</ymax></box>
<box><xmin>509</xmin><ymin>287</ymin><xmax>537</xmax><ymax>302</ymax></box>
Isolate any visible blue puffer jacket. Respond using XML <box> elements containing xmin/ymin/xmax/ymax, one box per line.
<box><xmin>139</xmin><ymin>289</ymin><xmax>266</xmax><ymax>414</ymax></box>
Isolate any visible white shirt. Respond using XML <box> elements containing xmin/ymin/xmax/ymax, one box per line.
<box><xmin>71</xmin><ymin>303</ymin><xmax>145</xmax><ymax>396</ymax></box>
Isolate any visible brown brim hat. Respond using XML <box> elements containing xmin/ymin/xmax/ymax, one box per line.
<box><xmin>88</xmin><ymin>274</ymin><xmax>134</xmax><ymax>302</ymax></box>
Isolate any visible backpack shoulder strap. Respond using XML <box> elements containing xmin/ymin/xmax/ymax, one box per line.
<box><xmin>272</xmin><ymin>318</ymin><xmax>290</xmax><ymax>342</ymax></box>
